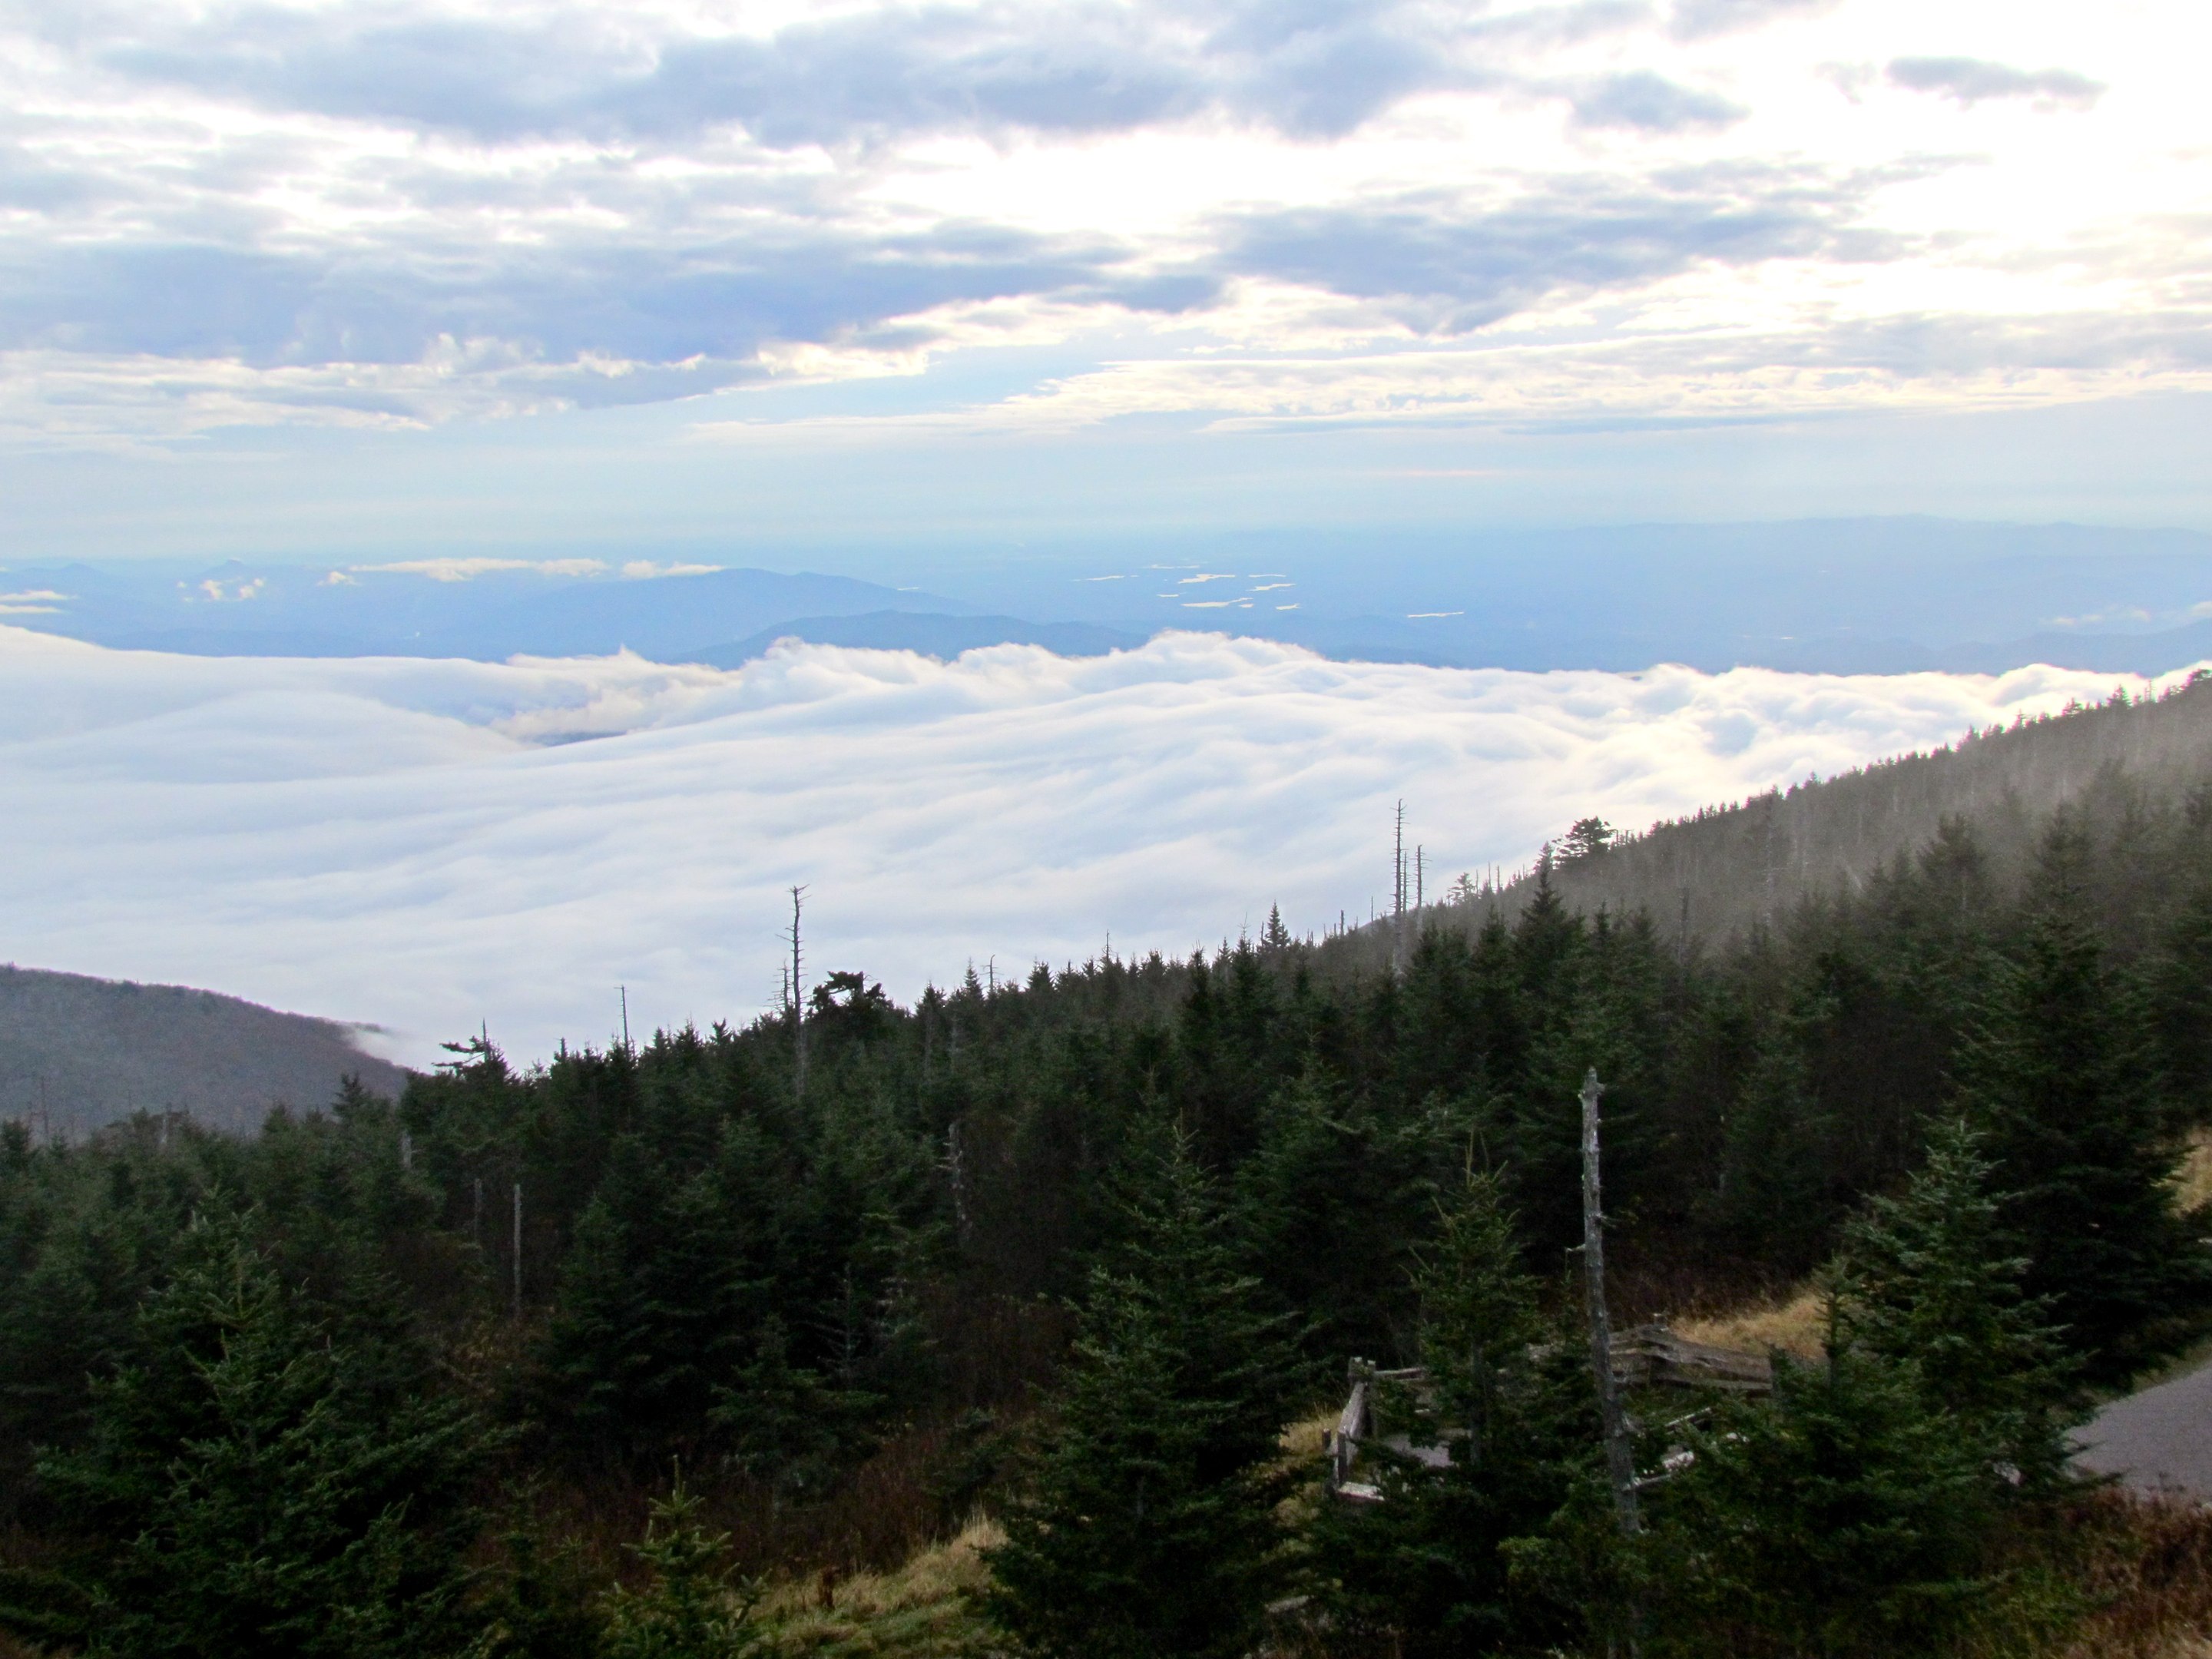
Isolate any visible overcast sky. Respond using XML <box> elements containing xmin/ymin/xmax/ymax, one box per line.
<box><xmin>1</xmin><ymin>0</ymin><xmax>2206</xmax><ymax>556</ymax></box>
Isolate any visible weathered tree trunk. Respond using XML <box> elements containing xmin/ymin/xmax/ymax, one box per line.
<box><xmin>1581</xmin><ymin>1068</ymin><xmax>1639</xmax><ymax>1537</ymax></box>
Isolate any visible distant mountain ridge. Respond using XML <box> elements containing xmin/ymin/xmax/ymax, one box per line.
<box><xmin>5</xmin><ymin>563</ymin><xmax>980</xmax><ymax>663</ymax></box>
<box><xmin>0</xmin><ymin>966</ymin><xmax>409</xmax><ymax>1140</ymax></box>
<box><xmin>9</xmin><ymin>518</ymin><xmax>2212</xmax><ymax>675</ymax></box>
<box><xmin>690</xmin><ymin>611</ymin><xmax>1145</xmax><ymax>665</ymax></box>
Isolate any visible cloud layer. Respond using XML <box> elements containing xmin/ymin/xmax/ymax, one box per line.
<box><xmin>0</xmin><ymin>0</ymin><xmax>2200</xmax><ymax>440</ymax></box>
<box><xmin>0</xmin><ymin>624</ymin><xmax>2181</xmax><ymax>1068</ymax></box>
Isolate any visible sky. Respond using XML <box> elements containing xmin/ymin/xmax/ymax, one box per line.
<box><xmin>2</xmin><ymin>0</ymin><xmax>2208</xmax><ymax>555</ymax></box>
<box><xmin>0</xmin><ymin>622</ymin><xmax>2177</xmax><ymax>1064</ymax></box>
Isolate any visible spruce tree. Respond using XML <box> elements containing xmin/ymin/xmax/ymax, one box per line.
<box><xmin>1231</xmin><ymin>1071</ymin><xmax>1464</xmax><ymax>1366</ymax></box>
<box><xmin>601</xmin><ymin>1480</ymin><xmax>763</xmax><ymax>1659</ymax></box>
<box><xmin>1654</xmin><ymin>1336</ymin><xmax>1999</xmax><ymax>1658</ymax></box>
<box><xmin>1836</xmin><ymin>1118</ymin><xmax>2076</xmax><ymax>1485</ymax></box>
<box><xmin>1960</xmin><ymin>826</ymin><xmax>2208</xmax><ymax>1378</ymax></box>
<box><xmin>1314</xmin><ymin>1170</ymin><xmax>1586</xmax><ymax>1657</ymax></box>
<box><xmin>985</xmin><ymin>1131</ymin><xmax>1297</xmax><ymax>1659</ymax></box>
<box><xmin>31</xmin><ymin>1220</ymin><xmax>488</xmax><ymax>1659</ymax></box>
<box><xmin>540</xmin><ymin>1141</ymin><xmax>742</xmax><ymax>1468</ymax></box>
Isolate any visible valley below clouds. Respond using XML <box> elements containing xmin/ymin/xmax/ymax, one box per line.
<box><xmin>0</xmin><ymin>624</ymin><xmax>2180</xmax><ymax>1068</ymax></box>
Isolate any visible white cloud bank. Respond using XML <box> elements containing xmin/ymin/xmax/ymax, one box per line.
<box><xmin>0</xmin><ymin>624</ymin><xmax>2179</xmax><ymax>1068</ymax></box>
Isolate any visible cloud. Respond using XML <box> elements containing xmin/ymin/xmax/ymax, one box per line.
<box><xmin>0</xmin><ymin>624</ymin><xmax>2184</xmax><ymax>1066</ymax></box>
<box><xmin>0</xmin><ymin>222</ymin><xmax>1182</xmax><ymax>384</ymax></box>
<box><xmin>1886</xmin><ymin>57</ymin><xmax>2105</xmax><ymax>110</ymax></box>
<box><xmin>1194</xmin><ymin>165</ymin><xmax>1862</xmax><ymax>334</ymax></box>
<box><xmin>82</xmin><ymin>0</ymin><xmax>1502</xmax><ymax>148</ymax></box>
<box><xmin>1568</xmin><ymin>71</ymin><xmax>1745</xmax><ymax>131</ymax></box>
<box><xmin>1669</xmin><ymin>0</ymin><xmax>1838</xmax><ymax>41</ymax></box>
<box><xmin>910</xmin><ymin>292</ymin><xmax>2212</xmax><ymax>433</ymax></box>
<box><xmin>0</xmin><ymin>0</ymin><xmax>2191</xmax><ymax>444</ymax></box>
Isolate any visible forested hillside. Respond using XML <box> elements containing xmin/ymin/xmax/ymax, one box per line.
<box><xmin>1389</xmin><ymin>671</ymin><xmax>2212</xmax><ymax>952</ymax></box>
<box><xmin>0</xmin><ymin>965</ymin><xmax>406</xmax><ymax>1137</ymax></box>
<box><xmin>8</xmin><ymin>693</ymin><xmax>2212</xmax><ymax>1654</ymax></box>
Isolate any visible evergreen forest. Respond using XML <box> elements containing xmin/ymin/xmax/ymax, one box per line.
<box><xmin>9</xmin><ymin>685</ymin><xmax>2212</xmax><ymax>1657</ymax></box>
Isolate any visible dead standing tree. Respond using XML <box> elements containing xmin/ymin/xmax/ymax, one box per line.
<box><xmin>1581</xmin><ymin>1067</ymin><xmax>1639</xmax><ymax>1538</ymax></box>
<box><xmin>786</xmin><ymin>884</ymin><xmax>808</xmax><ymax>1101</ymax></box>
<box><xmin>1581</xmin><ymin>1067</ymin><xmax>1645</xmax><ymax>1659</ymax></box>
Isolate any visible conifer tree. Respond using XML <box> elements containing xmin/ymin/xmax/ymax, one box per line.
<box><xmin>1655</xmin><ymin>1336</ymin><xmax>1999</xmax><ymax>1658</ymax></box>
<box><xmin>601</xmin><ymin>1479</ymin><xmax>763</xmax><ymax>1659</ymax></box>
<box><xmin>540</xmin><ymin>1143</ymin><xmax>742</xmax><ymax>1467</ymax></box>
<box><xmin>1315</xmin><ymin>1170</ymin><xmax>1586</xmax><ymax>1657</ymax></box>
<box><xmin>29</xmin><ymin>1220</ymin><xmax>488</xmax><ymax>1659</ymax></box>
<box><xmin>1960</xmin><ymin>826</ymin><xmax>2208</xmax><ymax>1377</ymax></box>
<box><xmin>985</xmin><ymin>1131</ymin><xmax>1297</xmax><ymax>1659</ymax></box>
<box><xmin>1231</xmin><ymin>1071</ymin><xmax>1464</xmax><ymax>1365</ymax></box>
<box><xmin>1836</xmin><ymin>1118</ymin><xmax>2076</xmax><ymax>1485</ymax></box>
<box><xmin>477</xmin><ymin>1515</ymin><xmax>606</xmax><ymax>1659</ymax></box>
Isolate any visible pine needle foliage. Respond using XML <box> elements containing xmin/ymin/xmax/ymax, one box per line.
<box><xmin>29</xmin><ymin>1217</ymin><xmax>489</xmax><ymax>1659</ymax></box>
<box><xmin>1836</xmin><ymin>1117</ymin><xmax>2079</xmax><ymax>1487</ymax></box>
<box><xmin>984</xmin><ymin>1131</ymin><xmax>1299</xmax><ymax>1659</ymax></box>
<box><xmin>1313</xmin><ymin>1170</ymin><xmax>1591</xmax><ymax>1657</ymax></box>
<box><xmin>1959</xmin><ymin>823</ymin><xmax>2212</xmax><ymax>1380</ymax></box>
<box><xmin>1653</xmin><ymin>1336</ymin><xmax>2002</xmax><ymax>1659</ymax></box>
<box><xmin>601</xmin><ymin>1479</ymin><xmax>764</xmax><ymax>1659</ymax></box>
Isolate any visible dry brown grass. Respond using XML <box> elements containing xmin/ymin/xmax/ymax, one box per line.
<box><xmin>2172</xmin><ymin>1128</ymin><xmax>2212</xmax><ymax>1217</ymax></box>
<box><xmin>1280</xmin><ymin>1408</ymin><xmax>1335</xmax><ymax>1465</ymax></box>
<box><xmin>753</xmin><ymin>1514</ymin><xmax>1002</xmax><ymax>1656</ymax></box>
<box><xmin>2049</xmin><ymin>1492</ymin><xmax>2212</xmax><ymax>1659</ymax></box>
<box><xmin>1672</xmin><ymin>1283</ymin><xmax>1828</xmax><ymax>1360</ymax></box>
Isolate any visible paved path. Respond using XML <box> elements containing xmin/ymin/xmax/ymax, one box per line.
<box><xmin>2076</xmin><ymin>1356</ymin><xmax>2212</xmax><ymax>1498</ymax></box>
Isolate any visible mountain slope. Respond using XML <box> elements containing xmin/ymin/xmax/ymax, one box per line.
<box><xmin>1393</xmin><ymin>675</ymin><xmax>2212</xmax><ymax>949</ymax></box>
<box><xmin>0</xmin><ymin>965</ymin><xmax>409</xmax><ymax>1138</ymax></box>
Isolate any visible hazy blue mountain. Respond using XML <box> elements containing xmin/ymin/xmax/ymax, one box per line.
<box><xmin>4</xmin><ymin>561</ymin><xmax>978</xmax><ymax>662</ymax></box>
<box><xmin>690</xmin><ymin>611</ymin><xmax>1145</xmax><ymax>665</ymax></box>
<box><xmin>8</xmin><ymin>518</ymin><xmax>2212</xmax><ymax>675</ymax></box>
<box><xmin>875</xmin><ymin>517</ymin><xmax>2212</xmax><ymax>674</ymax></box>
<box><xmin>0</xmin><ymin>965</ymin><xmax>409</xmax><ymax>1138</ymax></box>
<box><xmin>1930</xmin><ymin>621</ymin><xmax>2212</xmax><ymax>677</ymax></box>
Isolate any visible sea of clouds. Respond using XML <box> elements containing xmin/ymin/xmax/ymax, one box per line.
<box><xmin>0</xmin><ymin>624</ymin><xmax>2178</xmax><ymax>1068</ymax></box>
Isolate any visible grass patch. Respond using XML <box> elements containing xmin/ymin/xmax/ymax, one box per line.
<box><xmin>1673</xmin><ymin>1283</ymin><xmax>1827</xmax><ymax>1360</ymax></box>
<box><xmin>2171</xmin><ymin>1128</ymin><xmax>2212</xmax><ymax>1217</ymax></box>
<box><xmin>2050</xmin><ymin>1491</ymin><xmax>2212</xmax><ymax>1659</ymax></box>
<box><xmin>753</xmin><ymin>1515</ymin><xmax>1002</xmax><ymax>1657</ymax></box>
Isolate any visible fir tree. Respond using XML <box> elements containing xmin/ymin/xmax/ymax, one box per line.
<box><xmin>601</xmin><ymin>1479</ymin><xmax>763</xmax><ymax>1659</ymax></box>
<box><xmin>1314</xmin><ymin>1170</ymin><xmax>1587</xmax><ymax>1657</ymax></box>
<box><xmin>1836</xmin><ymin>1118</ymin><xmax>2077</xmax><ymax>1485</ymax></box>
<box><xmin>540</xmin><ymin>1142</ymin><xmax>742</xmax><ymax>1468</ymax></box>
<box><xmin>1231</xmin><ymin>1071</ymin><xmax>1464</xmax><ymax>1365</ymax></box>
<box><xmin>29</xmin><ymin>1220</ymin><xmax>488</xmax><ymax>1659</ymax></box>
<box><xmin>1654</xmin><ymin>1336</ymin><xmax>2000</xmax><ymax>1658</ymax></box>
<box><xmin>478</xmin><ymin>1506</ymin><xmax>607</xmax><ymax>1659</ymax></box>
<box><xmin>1960</xmin><ymin>826</ymin><xmax>2208</xmax><ymax>1378</ymax></box>
<box><xmin>985</xmin><ymin>1132</ymin><xmax>1298</xmax><ymax>1659</ymax></box>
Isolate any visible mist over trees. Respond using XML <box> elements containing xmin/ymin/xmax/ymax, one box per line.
<box><xmin>1402</xmin><ymin>674</ymin><xmax>2212</xmax><ymax>950</ymax></box>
